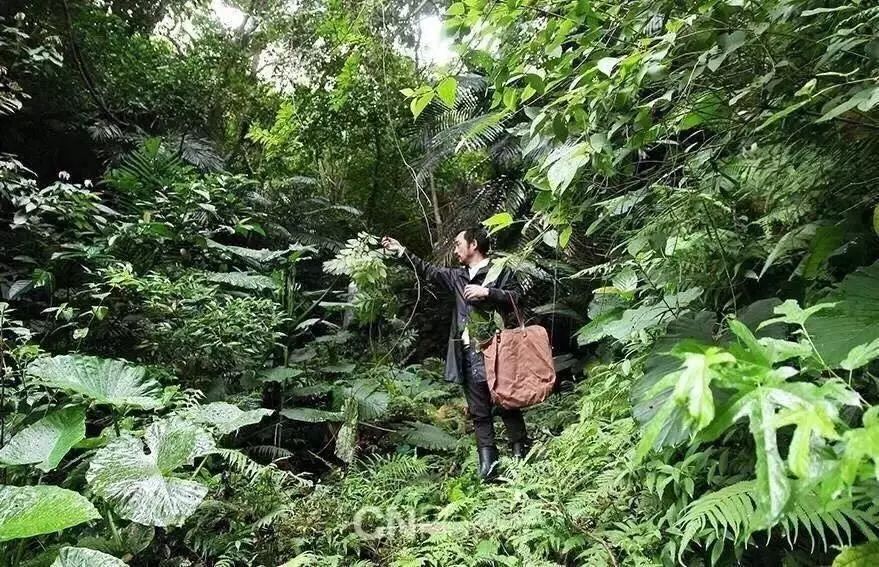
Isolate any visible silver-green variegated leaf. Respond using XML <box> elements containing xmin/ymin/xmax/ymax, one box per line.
<box><xmin>280</xmin><ymin>407</ymin><xmax>343</xmax><ymax>423</ymax></box>
<box><xmin>28</xmin><ymin>355</ymin><xmax>163</xmax><ymax>409</ymax></box>
<box><xmin>50</xmin><ymin>547</ymin><xmax>126</xmax><ymax>567</ymax></box>
<box><xmin>0</xmin><ymin>485</ymin><xmax>100</xmax><ymax>542</ymax></box>
<box><xmin>0</xmin><ymin>406</ymin><xmax>86</xmax><ymax>472</ymax></box>
<box><xmin>204</xmin><ymin>271</ymin><xmax>279</xmax><ymax>290</ymax></box>
<box><xmin>334</xmin><ymin>398</ymin><xmax>358</xmax><ymax>464</ymax></box>
<box><xmin>185</xmin><ymin>402</ymin><xmax>273</xmax><ymax>435</ymax></box>
<box><xmin>86</xmin><ymin>418</ymin><xmax>215</xmax><ymax>527</ymax></box>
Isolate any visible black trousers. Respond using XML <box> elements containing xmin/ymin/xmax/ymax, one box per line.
<box><xmin>462</xmin><ymin>346</ymin><xmax>528</xmax><ymax>449</ymax></box>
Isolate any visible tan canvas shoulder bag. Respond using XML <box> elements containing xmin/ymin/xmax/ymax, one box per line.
<box><xmin>480</xmin><ymin>292</ymin><xmax>556</xmax><ymax>409</ymax></box>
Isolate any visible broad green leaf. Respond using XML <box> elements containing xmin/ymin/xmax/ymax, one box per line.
<box><xmin>749</xmin><ymin>394</ymin><xmax>790</xmax><ymax>527</ymax></box>
<box><xmin>841</xmin><ymin>338</ymin><xmax>879</xmax><ymax>371</ymax></box>
<box><xmin>546</xmin><ymin>146</ymin><xmax>588</xmax><ymax>193</ymax></box>
<box><xmin>807</xmin><ymin>262</ymin><xmax>879</xmax><ymax>366</ymax></box>
<box><xmin>559</xmin><ymin>226</ymin><xmax>572</xmax><ymax>248</ymax></box>
<box><xmin>28</xmin><ymin>355</ymin><xmax>163</xmax><ymax>409</ymax></box>
<box><xmin>280</xmin><ymin>408</ymin><xmax>344</xmax><ymax>422</ymax></box>
<box><xmin>50</xmin><ymin>547</ymin><xmax>126</xmax><ymax>567</ymax></box>
<box><xmin>0</xmin><ymin>485</ymin><xmax>99</xmax><ymax>542</ymax></box>
<box><xmin>410</xmin><ymin>92</ymin><xmax>434</xmax><ymax>119</ymax></box>
<box><xmin>578</xmin><ymin>288</ymin><xmax>702</xmax><ymax>345</ymax></box>
<box><xmin>596</xmin><ymin>57</ymin><xmax>620</xmax><ymax>77</ymax></box>
<box><xmin>775</xmin><ymin>404</ymin><xmax>839</xmax><ymax>478</ymax></box>
<box><xmin>86</xmin><ymin>418</ymin><xmax>214</xmax><ymax>527</ymax></box>
<box><xmin>635</xmin><ymin>402</ymin><xmax>676</xmax><ymax>463</ymax></box>
<box><xmin>757</xmin><ymin>299</ymin><xmax>836</xmax><ymax>329</ymax></box>
<box><xmin>833</xmin><ymin>542</ymin><xmax>879</xmax><ymax>567</ymax></box>
<box><xmin>483</xmin><ymin>212</ymin><xmax>514</xmax><ymax>233</ymax></box>
<box><xmin>436</xmin><ymin>76</ymin><xmax>457</xmax><ymax>108</ymax></box>
<box><xmin>258</xmin><ymin>367</ymin><xmax>304</xmax><ymax>383</ymax></box>
<box><xmin>756</xmin><ymin>98</ymin><xmax>811</xmax><ymax>131</ymax></box>
<box><xmin>0</xmin><ymin>406</ymin><xmax>86</xmax><ymax>472</ymax></box>
<box><xmin>758</xmin><ymin>338</ymin><xmax>813</xmax><ymax>364</ymax></box>
<box><xmin>707</xmin><ymin>30</ymin><xmax>747</xmax><ymax>72</ymax></box>
<box><xmin>482</xmin><ymin>257</ymin><xmax>507</xmax><ymax>287</ymax></box>
<box><xmin>672</xmin><ymin>348</ymin><xmax>735</xmax><ymax>430</ymax></box>
<box><xmin>817</xmin><ymin>86</ymin><xmax>879</xmax><ymax>123</ymax></box>
<box><xmin>728</xmin><ymin>318</ymin><xmax>771</xmax><ymax>367</ymax></box>
<box><xmin>839</xmin><ymin>407</ymin><xmax>879</xmax><ymax>487</ymax></box>
<box><xmin>802</xmin><ymin>6</ymin><xmax>854</xmax><ymax>16</ymax></box>
<box><xmin>797</xmin><ymin>224</ymin><xmax>844</xmax><ymax>280</ymax></box>
<box><xmin>184</xmin><ymin>402</ymin><xmax>273</xmax><ymax>435</ymax></box>
<box><xmin>446</xmin><ymin>2</ymin><xmax>465</xmax><ymax>16</ymax></box>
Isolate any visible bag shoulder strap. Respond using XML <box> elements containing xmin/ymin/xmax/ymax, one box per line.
<box><xmin>503</xmin><ymin>289</ymin><xmax>525</xmax><ymax>330</ymax></box>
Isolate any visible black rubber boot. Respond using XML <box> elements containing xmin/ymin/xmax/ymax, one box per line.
<box><xmin>510</xmin><ymin>440</ymin><xmax>531</xmax><ymax>460</ymax></box>
<box><xmin>477</xmin><ymin>446</ymin><xmax>500</xmax><ymax>480</ymax></box>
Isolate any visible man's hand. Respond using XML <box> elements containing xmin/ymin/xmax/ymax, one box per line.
<box><xmin>464</xmin><ymin>284</ymin><xmax>490</xmax><ymax>301</ymax></box>
<box><xmin>381</xmin><ymin>236</ymin><xmax>404</xmax><ymax>255</ymax></box>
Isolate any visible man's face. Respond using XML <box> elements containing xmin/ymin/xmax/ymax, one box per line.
<box><xmin>454</xmin><ymin>231</ymin><xmax>477</xmax><ymax>264</ymax></box>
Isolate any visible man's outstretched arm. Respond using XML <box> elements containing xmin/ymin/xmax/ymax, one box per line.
<box><xmin>382</xmin><ymin>236</ymin><xmax>456</xmax><ymax>292</ymax></box>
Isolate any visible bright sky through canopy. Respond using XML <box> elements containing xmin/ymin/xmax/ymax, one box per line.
<box><xmin>211</xmin><ymin>0</ymin><xmax>454</xmax><ymax>66</ymax></box>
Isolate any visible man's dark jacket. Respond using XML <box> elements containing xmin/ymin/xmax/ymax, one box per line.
<box><xmin>402</xmin><ymin>249</ymin><xmax>520</xmax><ymax>384</ymax></box>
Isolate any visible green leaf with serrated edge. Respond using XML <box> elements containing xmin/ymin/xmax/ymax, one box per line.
<box><xmin>840</xmin><ymin>338</ymin><xmax>879</xmax><ymax>371</ymax></box>
<box><xmin>0</xmin><ymin>406</ymin><xmax>85</xmax><ymax>472</ymax></box>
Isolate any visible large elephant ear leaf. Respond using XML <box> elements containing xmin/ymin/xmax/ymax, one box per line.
<box><xmin>185</xmin><ymin>402</ymin><xmax>273</xmax><ymax>435</ymax></box>
<box><xmin>0</xmin><ymin>485</ymin><xmax>100</xmax><ymax>542</ymax></box>
<box><xmin>50</xmin><ymin>547</ymin><xmax>126</xmax><ymax>567</ymax></box>
<box><xmin>28</xmin><ymin>355</ymin><xmax>163</xmax><ymax>410</ymax></box>
<box><xmin>0</xmin><ymin>406</ymin><xmax>86</xmax><ymax>472</ymax></box>
<box><xmin>86</xmin><ymin>418</ymin><xmax>215</xmax><ymax>527</ymax></box>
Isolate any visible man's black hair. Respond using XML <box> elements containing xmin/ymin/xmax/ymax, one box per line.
<box><xmin>460</xmin><ymin>226</ymin><xmax>491</xmax><ymax>255</ymax></box>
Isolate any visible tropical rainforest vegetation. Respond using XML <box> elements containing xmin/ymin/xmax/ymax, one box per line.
<box><xmin>3</xmin><ymin>0</ymin><xmax>879</xmax><ymax>565</ymax></box>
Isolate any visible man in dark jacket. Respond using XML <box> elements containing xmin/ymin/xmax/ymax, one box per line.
<box><xmin>382</xmin><ymin>227</ymin><xmax>530</xmax><ymax>479</ymax></box>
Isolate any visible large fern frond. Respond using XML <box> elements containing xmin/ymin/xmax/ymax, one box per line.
<box><xmin>677</xmin><ymin>480</ymin><xmax>879</xmax><ymax>559</ymax></box>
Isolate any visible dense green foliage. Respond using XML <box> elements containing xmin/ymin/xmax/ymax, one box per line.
<box><xmin>3</xmin><ymin>0</ymin><xmax>879</xmax><ymax>565</ymax></box>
